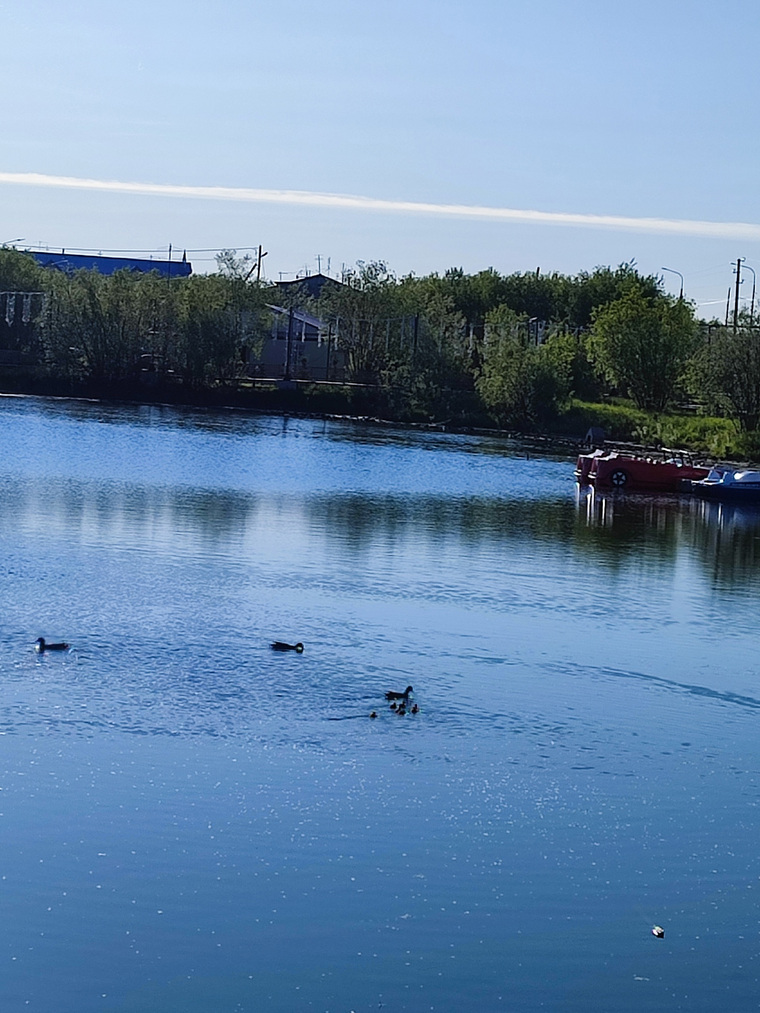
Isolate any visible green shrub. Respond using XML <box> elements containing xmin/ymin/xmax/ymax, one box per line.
<box><xmin>556</xmin><ymin>400</ymin><xmax>648</xmax><ymax>441</ymax></box>
<box><xmin>557</xmin><ymin>399</ymin><xmax>751</xmax><ymax>459</ymax></box>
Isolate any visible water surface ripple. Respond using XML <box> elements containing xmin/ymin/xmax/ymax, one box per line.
<box><xmin>0</xmin><ymin>397</ymin><xmax>758</xmax><ymax>1011</ymax></box>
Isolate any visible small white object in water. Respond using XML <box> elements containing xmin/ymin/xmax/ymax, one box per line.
<box><xmin>652</xmin><ymin>925</ymin><xmax>665</xmax><ymax>938</ymax></box>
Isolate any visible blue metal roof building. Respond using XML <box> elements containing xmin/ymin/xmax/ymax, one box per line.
<box><xmin>31</xmin><ymin>250</ymin><xmax>192</xmax><ymax>278</ymax></box>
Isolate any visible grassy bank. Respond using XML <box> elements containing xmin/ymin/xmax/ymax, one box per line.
<box><xmin>555</xmin><ymin>400</ymin><xmax>760</xmax><ymax>461</ymax></box>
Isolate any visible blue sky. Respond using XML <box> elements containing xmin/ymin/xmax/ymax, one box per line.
<box><xmin>2</xmin><ymin>0</ymin><xmax>760</xmax><ymax>315</ymax></box>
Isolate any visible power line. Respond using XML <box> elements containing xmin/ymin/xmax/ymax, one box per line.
<box><xmin>17</xmin><ymin>244</ymin><xmax>262</xmax><ymax>255</ymax></box>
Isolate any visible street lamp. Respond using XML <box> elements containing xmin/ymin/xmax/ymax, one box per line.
<box><xmin>1</xmin><ymin>238</ymin><xmax>24</xmax><ymax>248</ymax></box>
<box><xmin>743</xmin><ymin>263</ymin><xmax>756</xmax><ymax>328</ymax></box>
<box><xmin>661</xmin><ymin>267</ymin><xmax>684</xmax><ymax>300</ymax></box>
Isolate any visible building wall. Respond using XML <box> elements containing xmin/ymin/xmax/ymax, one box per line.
<box><xmin>251</xmin><ymin>306</ymin><xmax>346</xmax><ymax>380</ymax></box>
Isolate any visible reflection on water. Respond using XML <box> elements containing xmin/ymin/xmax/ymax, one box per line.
<box><xmin>2</xmin><ymin>398</ymin><xmax>760</xmax><ymax>1012</ymax></box>
<box><xmin>0</xmin><ymin>461</ymin><xmax>756</xmax><ymax>744</ymax></box>
<box><xmin>4</xmin><ymin>470</ymin><xmax>759</xmax><ymax>597</ymax></box>
<box><xmin>686</xmin><ymin>496</ymin><xmax>760</xmax><ymax>586</ymax></box>
<box><xmin>578</xmin><ymin>484</ymin><xmax>760</xmax><ymax>588</ymax></box>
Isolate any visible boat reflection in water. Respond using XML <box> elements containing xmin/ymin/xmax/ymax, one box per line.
<box><xmin>686</xmin><ymin>495</ymin><xmax>760</xmax><ymax>586</ymax></box>
<box><xmin>689</xmin><ymin>493</ymin><xmax>760</xmax><ymax>531</ymax></box>
<box><xmin>577</xmin><ymin>482</ymin><xmax>760</xmax><ymax>587</ymax></box>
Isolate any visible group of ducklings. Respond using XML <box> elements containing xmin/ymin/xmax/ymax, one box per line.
<box><xmin>369</xmin><ymin>685</ymin><xmax>418</xmax><ymax>719</ymax></box>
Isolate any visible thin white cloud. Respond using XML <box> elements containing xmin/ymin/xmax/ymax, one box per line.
<box><xmin>2</xmin><ymin>171</ymin><xmax>760</xmax><ymax>241</ymax></box>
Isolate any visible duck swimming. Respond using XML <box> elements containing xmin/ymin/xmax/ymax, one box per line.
<box><xmin>35</xmin><ymin>638</ymin><xmax>70</xmax><ymax>653</ymax></box>
<box><xmin>385</xmin><ymin>685</ymin><xmax>413</xmax><ymax>703</ymax></box>
<box><xmin>270</xmin><ymin>641</ymin><xmax>304</xmax><ymax>653</ymax></box>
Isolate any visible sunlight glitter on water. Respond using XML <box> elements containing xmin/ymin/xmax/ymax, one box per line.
<box><xmin>0</xmin><ymin>398</ymin><xmax>760</xmax><ymax>1011</ymax></box>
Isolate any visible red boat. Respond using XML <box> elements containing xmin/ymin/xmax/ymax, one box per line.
<box><xmin>576</xmin><ymin>448</ymin><xmax>710</xmax><ymax>491</ymax></box>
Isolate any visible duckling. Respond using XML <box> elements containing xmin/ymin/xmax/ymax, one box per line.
<box><xmin>397</xmin><ymin>703</ymin><xmax>407</xmax><ymax>716</ymax></box>
<box><xmin>35</xmin><ymin>637</ymin><xmax>70</xmax><ymax>653</ymax></box>
<box><xmin>389</xmin><ymin>701</ymin><xmax>398</xmax><ymax>711</ymax></box>
<box><xmin>369</xmin><ymin>711</ymin><xmax>377</xmax><ymax>719</ymax></box>
<box><xmin>270</xmin><ymin>641</ymin><xmax>304</xmax><ymax>653</ymax></box>
<box><xmin>385</xmin><ymin>685</ymin><xmax>413</xmax><ymax>703</ymax></box>
<box><xmin>411</xmin><ymin>703</ymin><xmax>419</xmax><ymax>714</ymax></box>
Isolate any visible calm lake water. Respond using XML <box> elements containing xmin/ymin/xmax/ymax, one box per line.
<box><xmin>1</xmin><ymin>395</ymin><xmax>759</xmax><ymax>1012</ymax></box>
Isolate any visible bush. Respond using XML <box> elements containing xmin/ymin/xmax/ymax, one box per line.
<box><xmin>557</xmin><ymin>399</ymin><xmax>752</xmax><ymax>459</ymax></box>
<box><xmin>556</xmin><ymin>400</ymin><xmax>648</xmax><ymax>441</ymax></box>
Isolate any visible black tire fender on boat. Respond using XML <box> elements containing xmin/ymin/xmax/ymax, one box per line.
<box><xmin>610</xmin><ymin>468</ymin><xmax>629</xmax><ymax>488</ymax></box>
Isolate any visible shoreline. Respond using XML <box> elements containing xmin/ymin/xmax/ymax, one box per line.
<box><xmin>0</xmin><ymin>375</ymin><xmax>587</xmax><ymax>453</ymax></box>
<box><xmin>1</xmin><ymin>373</ymin><xmax>748</xmax><ymax>463</ymax></box>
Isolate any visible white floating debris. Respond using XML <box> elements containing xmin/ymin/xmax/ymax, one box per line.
<box><xmin>652</xmin><ymin>925</ymin><xmax>665</xmax><ymax>938</ymax></box>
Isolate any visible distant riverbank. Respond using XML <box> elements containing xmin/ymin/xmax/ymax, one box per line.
<box><xmin>0</xmin><ymin>368</ymin><xmax>753</xmax><ymax>462</ymax></box>
<box><xmin>0</xmin><ymin>371</ymin><xmax>582</xmax><ymax>451</ymax></box>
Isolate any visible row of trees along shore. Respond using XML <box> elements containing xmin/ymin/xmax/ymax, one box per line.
<box><xmin>1</xmin><ymin>247</ymin><xmax>758</xmax><ymax>459</ymax></box>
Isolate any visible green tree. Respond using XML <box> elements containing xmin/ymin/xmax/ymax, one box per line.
<box><xmin>589</xmin><ymin>289</ymin><xmax>698</xmax><ymax>410</ymax></box>
<box><xmin>381</xmin><ymin>277</ymin><xmax>471</xmax><ymax>421</ymax></box>
<box><xmin>176</xmin><ymin>274</ymin><xmax>254</xmax><ymax>386</ymax></box>
<box><xmin>40</xmin><ymin>269</ymin><xmax>150</xmax><ymax>382</ymax></box>
<box><xmin>318</xmin><ymin>261</ymin><xmax>400</xmax><ymax>381</ymax></box>
<box><xmin>38</xmin><ymin>268</ymin><xmax>269</xmax><ymax>387</ymax></box>
<box><xmin>424</xmin><ymin>267</ymin><xmax>508</xmax><ymax>340</ymax></box>
<box><xmin>566</xmin><ymin>262</ymin><xmax>660</xmax><ymax>330</ymax></box>
<box><xmin>0</xmin><ymin>249</ymin><xmax>47</xmax><ymax>357</ymax></box>
<box><xmin>689</xmin><ymin>321</ymin><xmax>760</xmax><ymax>430</ymax></box>
<box><xmin>0</xmin><ymin>248</ymin><xmax>45</xmax><ymax>292</ymax></box>
<box><xmin>396</xmin><ymin>274</ymin><xmax>467</xmax><ymax>371</ymax></box>
<box><xmin>476</xmin><ymin>306</ymin><xmax>571</xmax><ymax>428</ymax></box>
<box><xmin>215</xmin><ymin>249</ymin><xmax>256</xmax><ymax>281</ymax></box>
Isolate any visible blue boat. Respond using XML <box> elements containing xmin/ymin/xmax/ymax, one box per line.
<box><xmin>690</xmin><ymin>466</ymin><xmax>760</xmax><ymax>500</ymax></box>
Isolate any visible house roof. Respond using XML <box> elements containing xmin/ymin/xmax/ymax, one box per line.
<box><xmin>31</xmin><ymin>250</ymin><xmax>192</xmax><ymax>278</ymax></box>
<box><xmin>275</xmin><ymin>273</ymin><xmax>342</xmax><ymax>301</ymax></box>
<box><xmin>267</xmin><ymin>304</ymin><xmax>323</xmax><ymax>328</ymax></box>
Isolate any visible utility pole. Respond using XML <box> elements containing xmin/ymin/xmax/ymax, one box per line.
<box><xmin>284</xmin><ymin>306</ymin><xmax>294</xmax><ymax>380</ymax></box>
<box><xmin>325</xmin><ymin>321</ymin><xmax>333</xmax><ymax>381</ymax></box>
<box><xmin>243</xmin><ymin>245</ymin><xmax>268</xmax><ymax>284</ymax></box>
<box><xmin>257</xmin><ymin>245</ymin><xmax>267</xmax><ymax>283</ymax></box>
<box><xmin>725</xmin><ymin>288</ymin><xmax>731</xmax><ymax>328</ymax></box>
<box><xmin>744</xmin><ymin>263</ymin><xmax>756</xmax><ymax>328</ymax></box>
<box><xmin>733</xmin><ymin>257</ymin><xmax>744</xmax><ymax>333</ymax></box>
